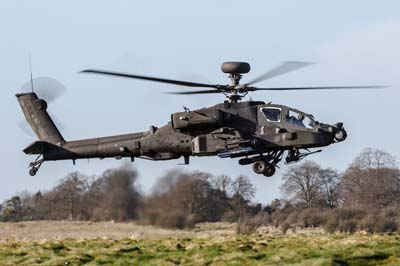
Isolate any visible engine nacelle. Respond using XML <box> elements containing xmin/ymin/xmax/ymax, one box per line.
<box><xmin>191</xmin><ymin>128</ymin><xmax>246</xmax><ymax>155</ymax></box>
<box><xmin>171</xmin><ymin>110</ymin><xmax>224</xmax><ymax>130</ymax></box>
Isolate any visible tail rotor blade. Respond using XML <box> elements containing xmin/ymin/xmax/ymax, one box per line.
<box><xmin>18</xmin><ymin>120</ymin><xmax>34</xmax><ymax>137</ymax></box>
<box><xmin>17</xmin><ymin>113</ymin><xmax>64</xmax><ymax>138</ymax></box>
<box><xmin>19</xmin><ymin>77</ymin><xmax>67</xmax><ymax>102</ymax></box>
<box><xmin>49</xmin><ymin>112</ymin><xmax>65</xmax><ymax>132</ymax></box>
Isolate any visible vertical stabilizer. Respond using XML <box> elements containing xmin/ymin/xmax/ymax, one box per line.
<box><xmin>16</xmin><ymin>93</ymin><xmax>65</xmax><ymax>145</ymax></box>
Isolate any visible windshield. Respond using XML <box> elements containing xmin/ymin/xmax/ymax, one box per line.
<box><xmin>261</xmin><ymin>107</ymin><xmax>281</xmax><ymax>122</ymax></box>
<box><xmin>286</xmin><ymin>109</ymin><xmax>315</xmax><ymax>129</ymax></box>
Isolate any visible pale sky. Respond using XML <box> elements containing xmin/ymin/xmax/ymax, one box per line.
<box><xmin>0</xmin><ymin>1</ymin><xmax>399</xmax><ymax>203</ymax></box>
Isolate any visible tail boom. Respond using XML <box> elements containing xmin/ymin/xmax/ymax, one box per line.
<box><xmin>44</xmin><ymin>133</ymin><xmax>145</xmax><ymax>161</ymax></box>
<box><xmin>17</xmin><ymin>92</ymin><xmax>188</xmax><ymax>175</ymax></box>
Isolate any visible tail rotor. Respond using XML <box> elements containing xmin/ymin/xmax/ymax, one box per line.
<box><xmin>17</xmin><ymin>77</ymin><xmax>66</xmax><ymax>138</ymax></box>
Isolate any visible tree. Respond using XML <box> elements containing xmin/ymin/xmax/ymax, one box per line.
<box><xmin>231</xmin><ymin>175</ymin><xmax>255</xmax><ymax>201</ymax></box>
<box><xmin>87</xmin><ymin>164</ymin><xmax>141</xmax><ymax>221</ymax></box>
<box><xmin>231</xmin><ymin>175</ymin><xmax>255</xmax><ymax>217</ymax></box>
<box><xmin>264</xmin><ymin>199</ymin><xmax>282</xmax><ymax>214</ymax></box>
<box><xmin>16</xmin><ymin>190</ymin><xmax>37</xmax><ymax>220</ymax></box>
<box><xmin>318</xmin><ymin>168</ymin><xmax>341</xmax><ymax>208</ymax></box>
<box><xmin>341</xmin><ymin>148</ymin><xmax>400</xmax><ymax>208</ymax></box>
<box><xmin>1</xmin><ymin>196</ymin><xmax>22</xmax><ymax>222</ymax></box>
<box><xmin>151</xmin><ymin>169</ymin><xmax>182</xmax><ymax>195</ymax></box>
<box><xmin>353</xmin><ymin>148</ymin><xmax>396</xmax><ymax>170</ymax></box>
<box><xmin>212</xmin><ymin>175</ymin><xmax>232</xmax><ymax>195</ymax></box>
<box><xmin>281</xmin><ymin>161</ymin><xmax>322</xmax><ymax>209</ymax></box>
<box><xmin>142</xmin><ymin>170</ymin><xmax>229</xmax><ymax>228</ymax></box>
<box><xmin>31</xmin><ymin>191</ymin><xmax>46</xmax><ymax>219</ymax></box>
<box><xmin>53</xmin><ymin>172</ymin><xmax>88</xmax><ymax>220</ymax></box>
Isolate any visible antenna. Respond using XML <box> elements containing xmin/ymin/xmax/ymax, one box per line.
<box><xmin>29</xmin><ymin>54</ymin><xmax>34</xmax><ymax>93</ymax></box>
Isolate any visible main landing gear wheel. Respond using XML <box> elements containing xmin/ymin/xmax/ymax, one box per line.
<box><xmin>252</xmin><ymin>160</ymin><xmax>267</xmax><ymax>174</ymax></box>
<box><xmin>263</xmin><ymin>164</ymin><xmax>276</xmax><ymax>177</ymax></box>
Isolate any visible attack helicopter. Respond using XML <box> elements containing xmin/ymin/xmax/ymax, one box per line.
<box><xmin>17</xmin><ymin>61</ymin><xmax>384</xmax><ymax>177</ymax></box>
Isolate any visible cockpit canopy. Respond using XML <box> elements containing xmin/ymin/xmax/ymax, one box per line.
<box><xmin>261</xmin><ymin>107</ymin><xmax>282</xmax><ymax>123</ymax></box>
<box><xmin>260</xmin><ymin>105</ymin><xmax>316</xmax><ymax>130</ymax></box>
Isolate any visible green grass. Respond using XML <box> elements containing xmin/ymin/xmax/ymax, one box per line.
<box><xmin>1</xmin><ymin>234</ymin><xmax>400</xmax><ymax>265</ymax></box>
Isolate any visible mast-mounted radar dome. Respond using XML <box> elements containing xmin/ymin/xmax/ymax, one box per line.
<box><xmin>221</xmin><ymin>62</ymin><xmax>250</xmax><ymax>74</ymax></box>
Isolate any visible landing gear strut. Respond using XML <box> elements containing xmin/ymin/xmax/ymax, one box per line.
<box><xmin>244</xmin><ymin>150</ymin><xmax>283</xmax><ymax>177</ymax></box>
<box><xmin>28</xmin><ymin>155</ymin><xmax>44</xmax><ymax>176</ymax></box>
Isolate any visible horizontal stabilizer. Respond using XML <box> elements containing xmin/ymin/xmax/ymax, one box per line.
<box><xmin>23</xmin><ymin>141</ymin><xmax>60</xmax><ymax>155</ymax></box>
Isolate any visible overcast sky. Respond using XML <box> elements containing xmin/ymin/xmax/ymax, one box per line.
<box><xmin>0</xmin><ymin>1</ymin><xmax>399</xmax><ymax>203</ymax></box>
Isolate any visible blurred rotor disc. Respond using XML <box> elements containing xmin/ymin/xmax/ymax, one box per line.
<box><xmin>19</xmin><ymin>77</ymin><xmax>67</xmax><ymax>102</ymax></box>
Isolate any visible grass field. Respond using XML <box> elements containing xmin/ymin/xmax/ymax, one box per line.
<box><xmin>1</xmin><ymin>222</ymin><xmax>400</xmax><ymax>265</ymax></box>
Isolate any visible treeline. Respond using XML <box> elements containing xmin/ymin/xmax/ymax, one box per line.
<box><xmin>0</xmin><ymin>165</ymin><xmax>258</xmax><ymax>230</ymax></box>
<box><xmin>265</xmin><ymin>148</ymin><xmax>400</xmax><ymax>234</ymax></box>
<box><xmin>1</xmin><ymin>148</ymin><xmax>400</xmax><ymax>234</ymax></box>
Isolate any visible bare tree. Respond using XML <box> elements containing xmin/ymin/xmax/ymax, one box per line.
<box><xmin>318</xmin><ymin>168</ymin><xmax>341</xmax><ymax>208</ymax></box>
<box><xmin>231</xmin><ymin>175</ymin><xmax>255</xmax><ymax>202</ymax></box>
<box><xmin>231</xmin><ymin>175</ymin><xmax>255</xmax><ymax>217</ymax></box>
<box><xmin>143</xmin><ymin>170</ymin><xmax>228</xmax><ymax>228</ymax></box>
<box><xmin>353</xmin><ymin>148</ymin><xmax>397</xmax><ymax>170</ymax></box>
<box><xmin>212</xmin><ymin>175</ymin><xmax>232</xmax><ymax>195</ymax></box>
<box><xmin>54</xmin><ymin>172</ymin><xmax>88</xmax><ymax>220</ymax></box>
<box><xmin>99</xmin><ymin>165</ymin><xmax>141</xmax><ymax>221</ymax></box>
<box><xmin>281</xmin><ymin>161</ymin><xmax>322</xmax><ymax>209</ymax></box>
<box><xmin>175</xmin><ymin>172</ymin><xmax>207</xmax><ymax>215</ymax></box>
<box><xmin>341</xmin><ymin>148</ymin><xmax>400</xmax><ymax>208</ymax></box>
<box><xmin>151</xmin><ymin>169</ymin><xmax>183</xmax><ymax>195</ymax></box>
<box><xmin>230</xmin><ymin>175</ymin><xmax>256</xmax><ymax>233</ymax></box>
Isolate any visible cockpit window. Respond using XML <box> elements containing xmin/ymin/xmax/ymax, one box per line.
<box><xmin>261</xmin><ymin>107</ymin><xmax>281</xmax><ymax>122</ymax></box>
<box><xmin>286</xmin><ymin>109</ymin><xmax>315</xmax><ymax>129</ymax></box>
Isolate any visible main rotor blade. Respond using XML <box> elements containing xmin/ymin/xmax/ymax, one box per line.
<box><xmin>167</xmin><ymin>89</ymin><xmax>222</xmax><ymax>95</ymax></box>
<box><xmin>81</xmin><ymin>69</ymin><xmax>220</xmax><ymax>89</ymax></box>
<box><xmin>248</xmin><ymin>85</ymin><xmax>388</xmax><ymax>91</ymax></box>
<box><xmin>245</xmin><ymin>61</ymin><xmax>313</xmax><ymax>86</ymax></box>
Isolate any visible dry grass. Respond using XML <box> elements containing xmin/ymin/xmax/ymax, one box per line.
<box><xmin>0</xmin><ymin>221</ymin><xmax>197</xmax><ymax>241</ymax></box>
<box><xmin>1</xmin><ymin>222</ymin><xmax>400</xmax><ymax>265</ymax></box>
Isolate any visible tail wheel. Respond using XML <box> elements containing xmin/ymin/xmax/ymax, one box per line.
<box><xmin>28</xmin><ymin>155</ymin><xmax>43</xmax><ymax>176</ymax></box>
<box><xmin>29</xmin><ymin>168</ymin><xmax>37</xmax><ymax>176</ymax></box>
<box><xmin>252</xmin><ymin>160</ymin><xmax>267</xmax><ymax>174</ymax></box>
<box><xmin>263</xmin><ymin>164</ymin><xmax>276</xmax><ymax>177</ymax></box>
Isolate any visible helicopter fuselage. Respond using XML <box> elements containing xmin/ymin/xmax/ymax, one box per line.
<box><xmin>17</xmin><ymin>92</ymin><xmax>346</xmax><ymax>177</ymax></box>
